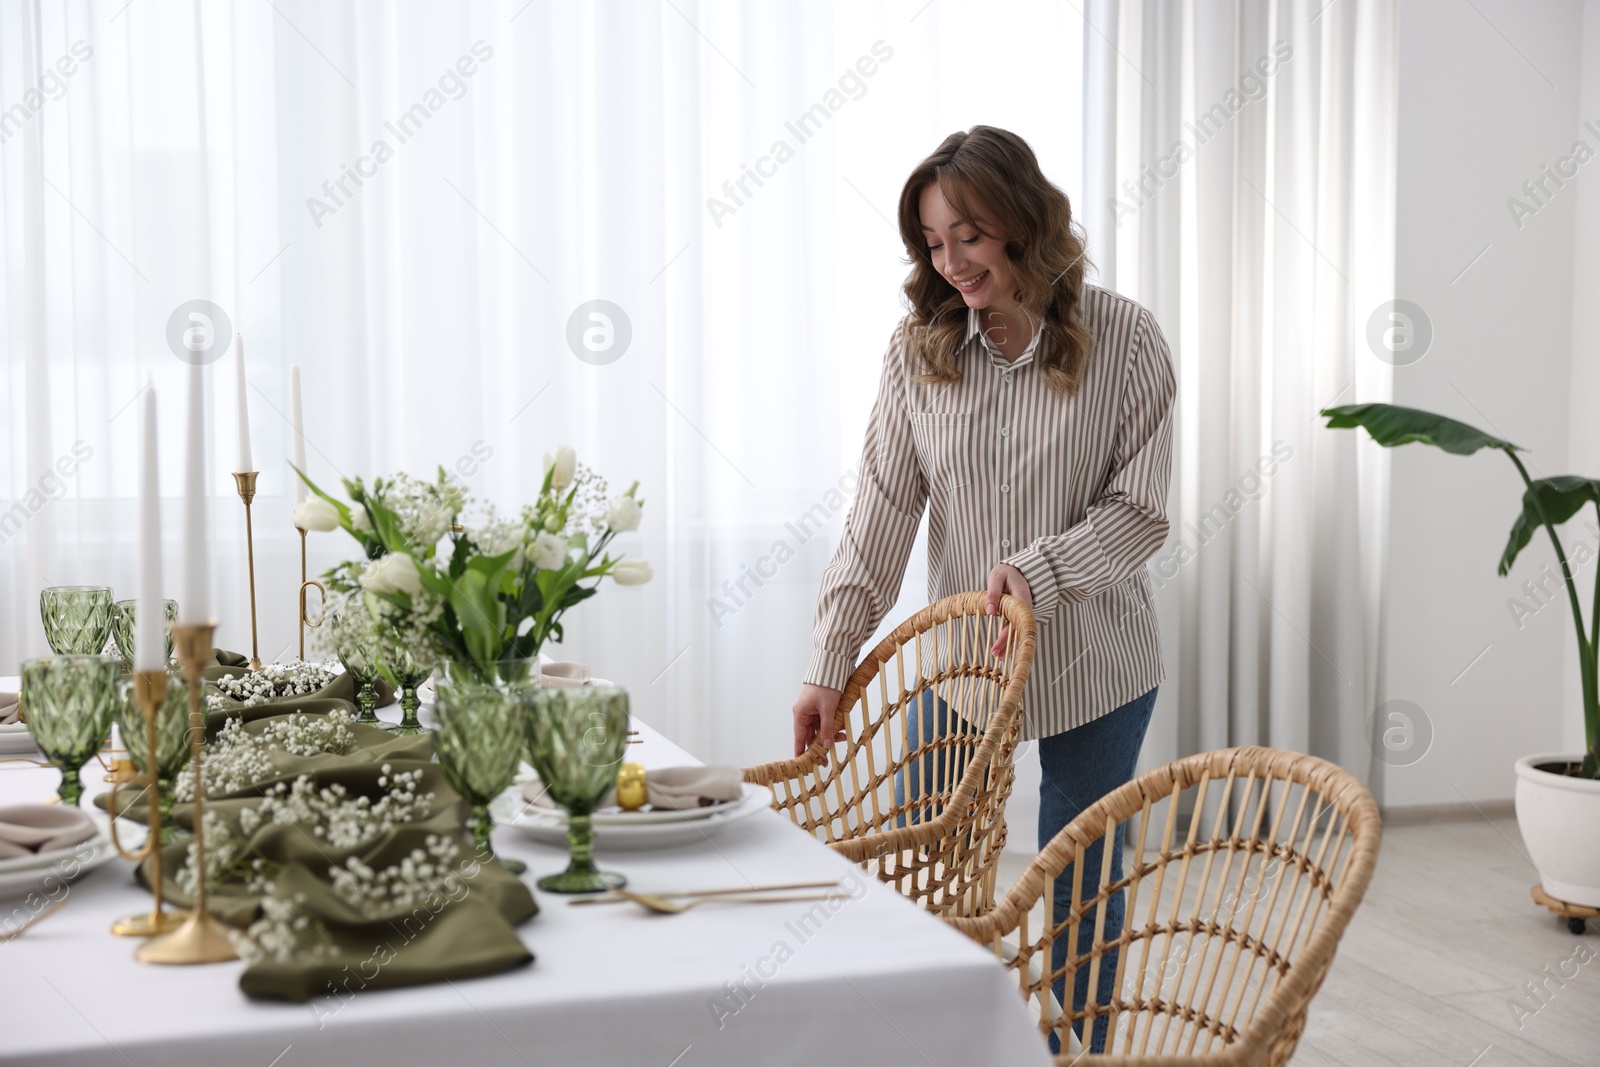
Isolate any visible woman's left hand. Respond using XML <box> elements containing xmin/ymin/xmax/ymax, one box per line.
<box><xmin>985</xmin><ymin>563</ymin><xmax>1032</xmax><ymax>658</ymax></box>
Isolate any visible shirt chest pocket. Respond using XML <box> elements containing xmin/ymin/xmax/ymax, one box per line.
<box><xmin>909</xmin><ymin>411</ymin><xmax>976</xmax><ymax>492</ymax></box>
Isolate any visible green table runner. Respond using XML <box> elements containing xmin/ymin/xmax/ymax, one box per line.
<box><xmin>204</xmin><ymin>655</ymin><xmax>398</xmax><ymax>710</ymax></box>
<box><xmin>110</xmin><ymin>700</ymin><xmax>536</xmax><ymax>1002</ymax></box>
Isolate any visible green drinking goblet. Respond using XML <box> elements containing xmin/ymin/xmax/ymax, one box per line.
<box><xmin>383</xmin><ymin>642</ymin><xmax>432</xmax><ymax>735</ymax></box>
<box><xmin>114</xmin><ymin>670</ymin><xmax>190</xmax><ymax>841</ymax></box>
<box><xmin>433</xmin><ymin>678</ymin><xmax>527</xmax><ymax>874</ymax></box>
<box><xmin>334</xmin><ymin>633</ymin><xmax>383</xmax><ymax>725</ymax></box>
<box><xmin>40</xmin><ymin>586</ymin><xmax>115</xmax><ymax>656</ymax></box>
<box><xmin>110</xmin><ymin>599</ymin><xmax>178</xmax><ymax>674</ymax></box>
<box><xmin>21</xmin><ymin>655</ymin><xmax>118</xmax><ymax>807</ymax></box>
<box><xmin>522</xmin><ymin>685</ymin><xmax>631</xmax><ymax>893</ymax></box>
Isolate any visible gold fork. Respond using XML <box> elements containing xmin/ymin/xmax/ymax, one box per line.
<box><xmin>582</xmin><ymin>887</ymin><xmax>852</xmax><ymax>914</ymax></box>
<box><xmin>0</xmin><ymin>897</ymin><xmax>68</xmax><ymax>942</ymax></box>
<box><xmin>568</xmin><ymin>879</ymin><xmax>841</xmax><ymax>906</ymax></box>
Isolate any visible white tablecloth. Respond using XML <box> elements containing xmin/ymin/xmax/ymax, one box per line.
<box><xmin>0</xmin><ymin>677</ymin><xmax>1049</xmax><ymax>1067</ymax></box>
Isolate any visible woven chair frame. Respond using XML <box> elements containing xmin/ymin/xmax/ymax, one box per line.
<box><xmin>948</xmin><ymin>746</ymin><xmax>1381</xmax><ymax>1065</ymax></box>
<box><xmin>745</xmin><ymin>591</ymin><xmax>1036</xmax><ymax>917</ymax></box>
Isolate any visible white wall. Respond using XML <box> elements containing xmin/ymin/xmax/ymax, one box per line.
<box><xmin>1564</xmin><ymin>1</ymin><xmax>1600</xmax><ymax>758</ymax></box>
<box><xmin>1380</xmin><ymin>0</ymin><xmax>1587</xmax><ymax>809</ymax></box>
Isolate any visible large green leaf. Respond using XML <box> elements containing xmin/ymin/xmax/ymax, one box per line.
<box><xmin>1499</xmin><ymin>477</ymin><xmax>1600</xmax><ymax>575</ymax></box>
<box><xmin>1321</xmin><ymin>403</ymin><xmax>1521</xmax><ymax>455</ymax></box>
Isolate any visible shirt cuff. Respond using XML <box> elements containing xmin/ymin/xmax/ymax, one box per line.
<box><xmin>1004</xmin><ymin>543</ymin><xmax>1062</xmax><ymax>624</ymax></box>
<box><xmin>803</xmin><ymin>647</ymin><xmax>857</xmax><ymax>692</ymax></box>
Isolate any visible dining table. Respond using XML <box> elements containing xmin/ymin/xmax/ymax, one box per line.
<box><xmin>0</xmin><ymin>673</ymin><xmax>1051</xmax><ymax>1067</ymax></box>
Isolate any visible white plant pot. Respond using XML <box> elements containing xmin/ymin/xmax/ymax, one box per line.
<box><xmin>1515</xmin><ymin>753</ymin><xmax>1600</xmax><ymax>908</ymax></box>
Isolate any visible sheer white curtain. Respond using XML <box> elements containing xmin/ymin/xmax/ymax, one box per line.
<box><xmin>1081</xmin><ymin>0</ymin><xmax>1399</xmax><ymax>782</ymax></box>
<box><xmin>0</xmin><ymin>0</ymin><xmax>1085</xmax><ymax>767</ymax></box>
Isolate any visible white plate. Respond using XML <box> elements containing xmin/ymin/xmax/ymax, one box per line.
<box><xmin>0</xmin><ymin>821</ymin><xmax>121</xmax><ymax>900</ymax></box>
<box><xmin>518</xmin><ymin>778</ymin><xmax>750</xmax><ymax>825</ymax></box>
<box><xmin>0</xmin><ymin>723</ymin><xmax>37</xmax><ymax>756</ymax></box>
<box><xmin>511</xmin><ymin>783</ymin><xmax>772</xmax><ymax>851</ymax></box>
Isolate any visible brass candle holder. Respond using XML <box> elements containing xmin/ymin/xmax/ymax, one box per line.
<box><xmin>137</xmin><ymin>620</ymin><xmax>238</xmax><ymax>965</ymax></box>
<box><xmin>296</xmin><ymin>526</ymin><xmax>325</xmax><ymax>660</ymax></box>
<box><xmin>233</xmin><ymin>472</ymin><xmax>263</xmax><ymax>671</ymax></box>
<box><xmin>109</xmin><ymin>669</ymin><xmax>187</xmax><ymax>937</ymax></box>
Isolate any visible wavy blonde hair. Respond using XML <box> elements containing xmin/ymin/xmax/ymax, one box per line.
<box><xmin>896</xmin><ymin>126</ymin><xmax>1094</xmax><ymax>396</ymax></box>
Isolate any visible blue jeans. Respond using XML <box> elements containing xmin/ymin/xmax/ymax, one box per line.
<box><xmin>1041</xmin><ymin>686</ymin><xmax>1158</xmax><ymax>1054</ymax></box>
<box><xmin>892</xmin><ymin>690</ymin><xmax>972</xmax><ymax>829</ymax></box>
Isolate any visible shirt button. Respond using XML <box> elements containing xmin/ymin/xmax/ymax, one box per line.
<box><xmin>1000</xmin><ymin>483</ymin><xmax>1010</xmax><ymax>493</ymax></box>
<box><xmin>1004</xmin><ymin>374</ymin><xmax>1013</xmax><ymax>384</ymax></box>
<box><xmin>1000</xmin><ymin>427</ymin><xmax>1010</xmax><ymax>437</ymax></box>
<box><xmin>1002</xmin><ymin>539</ymin><xmax>1012</xmax><ymax>549</ymax></box>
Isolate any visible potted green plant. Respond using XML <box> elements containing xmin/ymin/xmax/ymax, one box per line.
<box><xmin>1324</xmin><ymin>403</ymin><xmax>1600</xmax><ymax>907</ymax></box>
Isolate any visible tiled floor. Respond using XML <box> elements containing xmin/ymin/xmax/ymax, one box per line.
<box><xmin>993</xmin><ymin>816</ymin><xmax>1600</xmax><ymax>1065</ymax></box>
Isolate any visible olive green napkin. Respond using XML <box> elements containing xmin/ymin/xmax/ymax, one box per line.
<box><xmin>106</xmin><ymin>703</ymin><xmax>536</xmax><ymax>1002</ymax></box>
<box><xmin>238</xmin><ymin>833</ymin><xmax>536</xmax><ymax>1003</ymax></box>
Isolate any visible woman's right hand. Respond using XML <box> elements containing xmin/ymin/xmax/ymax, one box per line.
<box><xmin>792</xmin><ymin>683</ymin><xmax>846</xmax><ymax>760</ymax></box>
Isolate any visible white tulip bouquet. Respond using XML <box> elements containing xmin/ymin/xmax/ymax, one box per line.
<box><xmin>295</xmin><ymin>448</ymin><xmax>650</xmax><ymax>686</ymax></box>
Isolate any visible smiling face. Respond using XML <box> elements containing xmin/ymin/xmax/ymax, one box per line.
<box><xmin>918</xmin><ymin>180</ymin><xmax>1019</xmax><ymax>314</ymax></box>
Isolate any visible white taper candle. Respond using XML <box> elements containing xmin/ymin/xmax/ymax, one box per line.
<box><xmin>135</xmin><ymin>383</ymin><xmax>165</xmax><ymax>671</ymax></box>
<box><xmin>182</xmin><ymin>361</ymin><xmax>212</xmax><ymax>622</ymax></box>
<box><xmin>234</xmin><ymin>334</ymin><xmax>252</xmax><ymax>472</ymax></box>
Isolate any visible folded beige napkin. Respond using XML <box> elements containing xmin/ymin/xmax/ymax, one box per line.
<box><xmin>539</xmin><ymin>661</ymin><xmax>591</xmax><ymax>687</ymax></box>
<box><xmin>0</xmin><ymin>692</ymin><xmax>17</xmax><ymax>725</ymax></box>
<box><xmin>644</xmin><ymin>766</ymin><xmax>747</xmax><ymax>810</ymax></box>
<box><xmin>521</xmin><ymin>765</ymin><xmax>745</xmax><ymax>812</ymax></box>
<box><xmin>0</xmin><ymin>804</ymin><xmax>97</xmax><ymax>860</ymax></box>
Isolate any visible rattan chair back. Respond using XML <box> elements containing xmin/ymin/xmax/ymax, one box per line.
<box><xmin>946</xmin><ymin>747</ymin><xmax>1381</xmax><ymax>1064</ymax></box>
<box><xmin>745</xmin><ymin>591</ymin><xmax>1036</xmax><ymax>917</ymax></box>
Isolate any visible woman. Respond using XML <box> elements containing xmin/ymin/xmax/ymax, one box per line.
<box><xmin>790</xmin><ymin>125</ymin><xmax>1174</xmax><ymax>1052</ymax></box>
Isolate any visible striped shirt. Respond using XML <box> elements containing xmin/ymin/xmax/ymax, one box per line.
<box><xmin>804</xmin><ymin>284</ymin><xmax>1176</xmax><ymax>741</ymax></box>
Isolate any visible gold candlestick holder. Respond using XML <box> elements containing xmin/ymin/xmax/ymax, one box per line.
<box><xmin>109</xmin><ymin>669</ymin><xmax>187</xmax><ymax>937</ymax></box>
<box><xmin>233</xmin><ymin>472</ymin><xmax>263</xmax><ymax>671</ymax></box>
<box><xmin>137</xmin><ymin>621</ymin><xmax>238</xmax><ymax>965</ymax></box>
<box><xmin>296</xmin><ymin>525</ymin><xmax>325</xmax><ymax>661</ymax></box>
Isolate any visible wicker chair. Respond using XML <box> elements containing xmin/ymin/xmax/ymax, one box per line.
<box><xmin>745</xmin><ymin>591</ymin><xmax>1036</xmax><ymax>918</ymax></box>
<box><xmin>946</xmin><ymin>747</ymin><xmax>1381</xmax><ymax>1065</ymax></box>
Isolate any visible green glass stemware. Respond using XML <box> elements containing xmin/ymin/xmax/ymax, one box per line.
<box><xmin>433</xmin><ymin>678</ymin><xmax>526</xmax><ymax>874</ymax></box>
<box><xmin>40</xmin><ymin>586</ymin><xmax>114</xmax><ymax>656</ymax></box>
<box><xmin>523</xmin><ymin>685</ymin><xmax>631</xmax><ymax>894</ymax></box>
<box><xmin>384</xmin><ymin>642</ymin><xmax>432</xmax><ymax>736</ymax></box>
<box><xmin>334</xmin><ymin>632</ymin><xmax>382</xmax><ymax>725</ymax></box>
<box><xmin>21</xmin><ymin>655</ymin><xmax>118</xmax><ymax>807</ymax></box>
<box><xmin>110</xmin><ymin>599</ymin><xmax>178</xmax><ymax>674</ymax></box>
<box><xmin>114</xmin><ymin>670</ymin><xmax>190</xmax><ymax>840</ymax></box>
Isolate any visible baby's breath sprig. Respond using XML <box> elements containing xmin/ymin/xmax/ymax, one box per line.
<box><xmin>235</xmin><ymin>835</ymin><xmax>470</xmax><ymax>965</ymax></box>
<box><xmin>173</xmin><ymin>710</ymin><xmax>360</xmax><ymax>801</ymax></box>
<box><xmin>211</xmin><ymin>662</ymin><xmax>340</xmax><ymax>708</ymax></box>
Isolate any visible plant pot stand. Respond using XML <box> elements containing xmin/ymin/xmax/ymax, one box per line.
<box><xmin>1531</xmin><ymin>884</ymin><xmax>1600</xmax><ymax>935</ymax></box>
